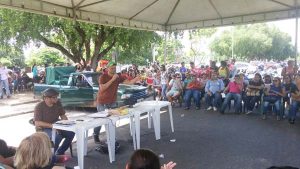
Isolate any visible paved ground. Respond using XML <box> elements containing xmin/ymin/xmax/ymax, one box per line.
<box><xmin>64</xmin><ymin>107</ymin><xmax>300</xmax><ymax>169</ymax></box>
<box><xmin>1</xmin><ymin>93</ymin><xmax>300</xmax><ymax>169</ymax></box>
<box><xmin>0</xmin><ymin>92</ymin><xmax>39</xmax><ymax>118</ymax></box>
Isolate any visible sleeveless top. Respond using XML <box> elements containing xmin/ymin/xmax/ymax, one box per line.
<box><xmin>218</xmin><ymin>67</ymin><xmax>228</xmax><ymax>78</ymax></box>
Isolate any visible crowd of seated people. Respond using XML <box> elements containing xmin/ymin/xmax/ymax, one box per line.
<box><xmin>121</xmin><ymin>59</ymin><xmax>300</xmax><ymax>125</ymax></box>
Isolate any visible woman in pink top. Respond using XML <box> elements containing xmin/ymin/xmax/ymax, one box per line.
<box><xmin>219</xmin><ymin>74</ymin><xmax>243</xmax><ymax>114</ymax></box>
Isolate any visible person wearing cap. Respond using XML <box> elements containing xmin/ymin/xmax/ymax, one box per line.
<box><xmin>34</xmin><ymin>88</ymin><xmax>75</xmax><ymax>155</ymax></box>
<box><xmin>219</xmin><ymin>74</ymin><xmax>243</xmax><ymax>114</ymax></box>
<box><xmin>93</xmin><ymin>61</ymin><xmax>141</xmax><ymax>144</ymax></box>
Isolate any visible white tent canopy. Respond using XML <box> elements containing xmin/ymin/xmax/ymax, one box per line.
<box><xmin>0</xmin><ymin>0</ymin><xmax>298</xmax><ymax>31</ymax></box>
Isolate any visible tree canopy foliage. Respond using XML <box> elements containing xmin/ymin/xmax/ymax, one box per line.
<box><xmin>0</xmin><ymin>9</ymin><xmax>161</xmax><ymax>69</ymax></box>
<box><xmin>155</xmin><ymin>33</ymin><xmax>185</xmax><ymax>64</ymax></box>
<box><xmin>210</xmin><ymin>24</ymin><xmax>295</xmax><ymax>61</ymax></box>
<box><xmin>25</xmin><ymin>47</ymin><xmax>66</xmax><ymax>66</ymax></box>
<box><xmin>0</xmin><ymin>46</ymin><xmax>25</xmax><ymax>67</ymax></box>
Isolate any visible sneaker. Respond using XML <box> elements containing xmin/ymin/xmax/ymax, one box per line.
<box><xmin>276</xmin><ymin>116</ymin><xmax>281</xmax><ymax>121</ymax></box>
<box><xmin>55</xmin><ymin>155</ymin><xmax>71</xmax><ymax>163</ymax></box>
<box><xmin>93</xmin><ymin>134</ymin><xmax>101</xmax><ymax>144</ymax></box>
<box><xmin>289</xmin><ymin>119</ymin><xmax>295</xmax><ymax>124</ymax></box>
<box><xmin>195</xmin><ymin>107</ymin><xmax>200</xmax><ymax>110</ymax></box>
<box><xmin>184</xmin><ymin>107</ymin><xmax>190</xmax><ymax>110</ymax></box>
<box><xmin>206</xmin><ymin>106</ymin><xmax>213</xmax><ymax>111</ymax></box>
<box><xmin>213</xmin><ymin>107</ymin><xmax>217</xmax><ymax>111</ymax></box>
<box><xmin>246</xmin><ymin>110</ymin><xmax>252</xmax><ymax>115</ymax></box>
<box><xmin>262</xmin><ymin>114</ymin><xmax>267</xmax><ymax>120</ymax></box>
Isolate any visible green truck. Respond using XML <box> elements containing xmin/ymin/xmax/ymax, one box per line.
<box><xmin>33</xmin><ymin>66</ymin><xmax>149</xmax><ymax>108</ymax></box>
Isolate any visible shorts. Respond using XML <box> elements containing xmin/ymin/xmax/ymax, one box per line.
<box><xmin>167</xmin><ymin>90</ymin><xmax>180</xmax><ymax>97</ymax></box>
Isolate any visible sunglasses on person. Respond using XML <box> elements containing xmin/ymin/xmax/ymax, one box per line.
<box><xmin>47</xmin><ymin>96</ymin><xmax>58</xmax><ymax>99</ymax></box>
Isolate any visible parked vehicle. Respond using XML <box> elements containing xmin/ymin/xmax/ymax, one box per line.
<box><xmin>235</xmin><ymin>62</ymin><xmax>257</xmax><ymax>74</ymax></box>
<box><xmin>33</xmin><ymin>67</ymin><xmax>150</xmax><ymax>108</ymax></box>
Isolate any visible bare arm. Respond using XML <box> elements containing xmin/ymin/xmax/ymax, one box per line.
<box><xmin>0</xmin><ymin>155</ymin><xmax>14</xmax><ymax>167</ymax></box>
<box><xmin>264</xmin><ymin>87</ymin><xmax>270</xmax><ymax>95</ymax></box>
<box><xmin>99</xmin><ymin>74</ymin><xmax>118</xmax><ymax>92</ymax></box>
<box><xmin>223</xmin><ymin>85</ymin><xmax>229</xmax><ymax>93</ymax></box>
<box><xmin>35</xmin><ymin>121</ymin><xmax>53</xmax><ymax>128</ymax></box>
<box><xmin>60</xmin><ymin>114</ymin><xmax>68</xmax><ymax>120</ymax></box>
<box><xmin>123</xmin><ymin>76</ymin><xmax>141</xmax><ymax>85</ymax></box>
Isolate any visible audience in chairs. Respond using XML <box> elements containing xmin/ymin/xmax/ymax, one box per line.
<box><xmin>183</xmin><ymin>73</ymin><xmax>204</xmax><ymax>110</ymax></box>
<box><xmin>205</xmin><ymin>72</ymin><xmax>224</xmax><ymax>111</ymax></box>
<box><xmin>262</xmin><ymin>77</ymin><xmax>285</xmax><ymax>120</ymax></box>
<box><xmin>167</xmin><ymin>72</ymin><xmax>183</xmax><ymax>105</ymax></box>
<box><xmin>244</xmin><ymin>73</ymin><xmax>264</xmax><ymax>114</ymax></box>
<box><xmin>288</xmin><ymin>75</ymin><xmax>300</xmax><ymax>124</ymax></box>
<box><xmin>282</xmin><ymin>75</ymin><xmax>295</xmax><ymax>116</ymax></box>
<box><xmin>220</xmin><ymin>74</ymin><xmax>243</xmax><ymax>114</ymax></box>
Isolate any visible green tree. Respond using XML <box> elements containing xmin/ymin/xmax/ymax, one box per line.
<box><xmin>210</xmin><ymin>24</ymin><xmax>295</xmax><ymax>61</ymax></box>
<box><xmin>188</xmin><ymin>28</ymin><xmax>217</xmax><ymax>63</ymax></box>
<box><xmin>0</xmin><ymin>9</ymin><xmax>161</xmax><ymax>70</ymax></box>
<box><xmin>156</xmin><ymin>36</ymin><xmax>184</xmax><ymax>64</ymax></box>
<box><xmin>25</xmin><ymin>47</ymin><xmax>66</xmax><ymax>66</ymax></box>
<box><xmin>0</xmin><ymin>46</ymin><xmax>25</xmax><ymax>67</ymax></box>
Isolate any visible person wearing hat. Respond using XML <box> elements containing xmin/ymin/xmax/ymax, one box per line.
<box><xmin>93</xmin><ymin>61</ymin><xmax>141</xmax><ymax>143</ymax></box>
<box><xmin>34</xmin><ymin>88</ymin><xmax>75</xmax><ymax>155</ymax></box>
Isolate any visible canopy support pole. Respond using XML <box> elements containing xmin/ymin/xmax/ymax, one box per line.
<box><xmin>295</xmin><ymin>0</ymin><xmax>299</xmax><ymax>65</ymax></box>
<box><xmin>164</xmin><ymin>32</ymin><xmax>167</xmax><ymax>65</ymax></box>
<box><xmin>231</xmin><ymin>27</ymin><xmax>234</xmax><ymax>59</ymax></box>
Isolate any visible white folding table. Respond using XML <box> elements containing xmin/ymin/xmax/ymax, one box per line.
<box><xmin>52</xmin><ymin>118</ymin><xmax>112</xmax><ymax>169</ymax></box>
<box><xmin>138</xmin><ymin>101</ymin><xmax>174</xmax><ymax>140</ymax></box>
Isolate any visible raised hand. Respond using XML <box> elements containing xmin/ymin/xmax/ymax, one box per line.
<box><xmin>161</xmin><ymin>161</ymin><xmax>177</xmax><ymax>169</ymax></box>
<box><xmin>112</xmin><ymin>74</ymin><xmax>119</xmax><ymax>81</ymax></box>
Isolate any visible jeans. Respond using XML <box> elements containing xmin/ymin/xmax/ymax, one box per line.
<box><xmin>93</xmin><ymin>102</ymin><xmax>117</xmax><ymax>135</ymax></box>
<box><xmin>289</xmin><ymin>100</ymin><xmax>300</xmax><ymax>120</ymax></box>
<box><xmin>0</xmin><ymin>79</ymin><xmax>11</xmax><ymax>97</ymax></box>
<box><xmin>205</xmin><ymin>92</ymin><xmax>222</xmax><ymax>108</ymax></box>
<box><xmin>244</xmin><ymin>96</ymin><xmax>260</xmax><ymax>111</ymax></box>
<box><xmin>42</xmin><ymin>128</ymin><xmax>75</xmax><ymax>155</ymax></box>
<box><xmin>161</xmin><ymin>84</ymin><xmax>168</xmax><ymax>100</ymax></box>
<box><xmin>220</xmin><ymin>93</ymin><xmax>242</xmax><ymax>113</ymax></box>
<box><xmin>263</xmin><ymin>99</ymin><xmax>281</xmax><ymax>117</ymax></box>
<box><xmin>184</xmin><ymin>89</ymin><xmax>201</xmax><ymax>108</ymax></box>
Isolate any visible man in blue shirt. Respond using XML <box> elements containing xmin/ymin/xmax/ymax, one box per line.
<box><xmin>179</xmin><ymin>62</ymin><xmax>187</xmax><ymax>81</ymax></box>
<box><xmin>205</xmin><ymin>72</ymin><xmax>224</xmax><ymax>111</ymax></box>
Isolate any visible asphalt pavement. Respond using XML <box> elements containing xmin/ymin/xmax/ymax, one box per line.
<box><xmin>1</xmin><ymin>93</ymin><xmax>300</xmax><ymax>169</ymax></box>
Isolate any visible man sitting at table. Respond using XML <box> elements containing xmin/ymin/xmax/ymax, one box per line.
<box><xmin>34</xmin><ymin>88</ymin><xmax>75</xmax><ymax>155</ymax></box>
<box><xmin>93</xmin><ymin>61</ymin><xmax>141</xmax><ymax>144</ymax></box>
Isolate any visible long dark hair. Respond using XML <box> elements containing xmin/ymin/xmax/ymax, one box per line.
<box><xmin>254</xmin><ymin>73</ymin><xmax>263</xmax><ymax>83</ymax></box>
<box><xmin>127</xmin><ymin>149</ymin><xmax>160</xmax><ymax>169</ymax></box>
<box><xmin>32</xmin><ymin>63</ymin><xmax>36</xmax><ymax>72</ymax></box>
